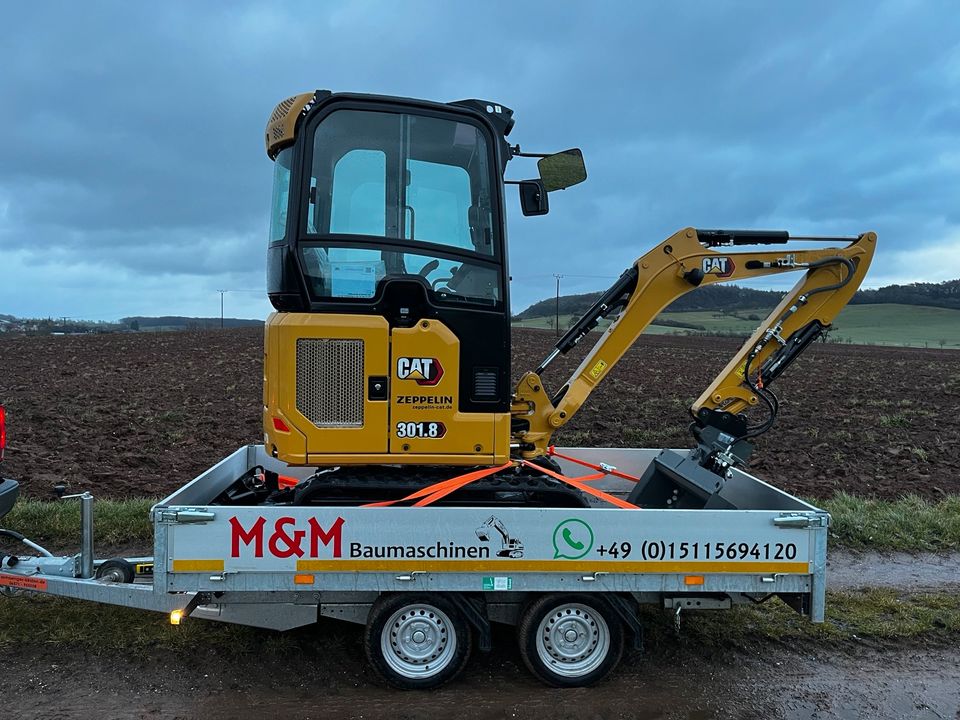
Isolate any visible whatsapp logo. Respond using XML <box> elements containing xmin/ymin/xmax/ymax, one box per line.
<box><xmin>552</xmin><ymin>518</ymin><xmax>594</xmax><ymax>559</ymax></box>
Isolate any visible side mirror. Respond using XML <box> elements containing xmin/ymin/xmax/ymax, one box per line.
<box><xmin>538</xmin><ymin>148</ymin><xmax>587</xmax><ymax>192</ymax></box>
<box><xmin>519</xmin><ymin>180</ymin><xmax>549</xmax><ymax>216</ymax></box>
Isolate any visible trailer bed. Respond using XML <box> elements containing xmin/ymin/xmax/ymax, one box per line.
<box><xmin>150</xmin><ymin>446</ymin><xmax>827</xmax><ymax>623</ymax></box>
<box><xmin>0</xmin><ymin>445</ymin><xmax>829</xmax><ymax>686</ymax></box>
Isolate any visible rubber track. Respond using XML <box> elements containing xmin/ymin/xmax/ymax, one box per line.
<box><xmin>285</xmin><ymin>464</ymin><xmax>590</xmax><ymax>508</ymax></box>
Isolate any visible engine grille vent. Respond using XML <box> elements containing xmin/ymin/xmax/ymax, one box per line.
<box><xmin>269</xmin><ymin>96</ymin><xmax>297</xmax><ymax>125</ymax></box>
<box><xmin>296</xmin><ymin>339</ymin><xmax>364</xmax><ymax>427</ymax></box>
<box><xmin>473</xmin><ymin>368</ymin><xmax>499</xmax><ymax>400</ymax></box>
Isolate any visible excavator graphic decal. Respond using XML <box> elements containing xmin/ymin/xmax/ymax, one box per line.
<box><xmin>475</xmin><ymin>516</ymin><xmax>524</xmax><ymax>558</ymax></box>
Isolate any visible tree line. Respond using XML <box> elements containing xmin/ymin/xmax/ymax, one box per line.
<box><xmin>514</xmin><ymin>278</ymin><xmax>960</xmax><ymax>320</ymax></box>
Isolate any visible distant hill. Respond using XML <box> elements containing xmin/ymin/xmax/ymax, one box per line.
<box><xmin>849</xmin><ymin>279</ymin><xmax>960</xmax><ymax>310</ymax></box>
<box><xmin>515</xmin><ymin>278</ymin><xmax>960</xmax><ymax>320</ymax></box>
<box><xmin>120</xmin><ymin>316</ymin><xmax>263</xmax><ymax>330</ymax></box>
<box><xmin>516</xmin><ymin>285</ymin><xmax>784</xmax><ymax>320</ymax></box>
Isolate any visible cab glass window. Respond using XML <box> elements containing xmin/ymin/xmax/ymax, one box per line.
<box><xmin>307</xmin><ymin>110</ymin><xmax>496</xmax><ymax>257</ymax></box>
<box><xmin>329</xmin><ymin>149</ymin><xmax>386</xmax><ymax>236</ymax></box>
<box><xmin>268</xmin><ymin>147</ymin><xmax>292</xmax><ymax>242</ymax></box>
<box><xmin>300</xmin><ymin>243</ymin><xmax>499</xmax><ymax>305</ymax></box>
<box><xmin>302</xmin><ymin>108</ymin><xmax>500</xmax><ymax>306</ymax></box>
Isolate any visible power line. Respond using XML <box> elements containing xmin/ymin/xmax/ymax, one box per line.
<box><xmin>216</xmin><ymin>290</ymin><xmax>227</xmax><ymax>328</ymax></box>
<box><xmin>566</xmin><ymin>275</ymin><xmax>618</xmax><ymax>280</ymax></box>
<box><xmin>553</xmin><ymin>274</ymin><xmax>563</xmax><ymax>337</ymax></box>
<box><xmin>512</xmin><ymin>273</ymin><xmax>618</xmax><ymax>283</ymax></box>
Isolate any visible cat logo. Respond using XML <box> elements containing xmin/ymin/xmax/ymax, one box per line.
<box><xmin>702</xmin><ymin>256</ymin><xmax>735</xmax><ymax>278</ymax></box>
<box><xmin>396</xmin><ymin>357</ymin><xmax>444</xmax><ymax>386</ymax></box>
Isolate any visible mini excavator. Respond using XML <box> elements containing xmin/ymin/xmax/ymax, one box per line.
<box><xmin>256</xmin><ymin>90</ymin><xmax>876</xmax><ymax>510</ymax></box>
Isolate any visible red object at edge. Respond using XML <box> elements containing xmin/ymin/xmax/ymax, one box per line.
<box><xmin>0</xmin><ymin>405</ymin><xmax>6</xmax><ymax>462</ymax></box>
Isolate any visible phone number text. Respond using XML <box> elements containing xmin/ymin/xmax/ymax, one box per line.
<box><xmin>596</xmin><ymin>541</ymin><xmax>800</xmax><ymax>561</ymax></box>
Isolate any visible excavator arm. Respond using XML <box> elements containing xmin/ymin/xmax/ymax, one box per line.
<box><xmin>512</xmin><ymin>227</ymin><xmax>877</xmax><ymax>462</ymax></box>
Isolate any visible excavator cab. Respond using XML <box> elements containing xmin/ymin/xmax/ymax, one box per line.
<box><xmin>262</xmin><ymin>91</ymin><xmax>585</xmax><ymax>467</ymax></box>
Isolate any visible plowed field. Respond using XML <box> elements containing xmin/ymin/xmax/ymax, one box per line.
<box><xmin>1</xmin><ymin>328</ymin><xmax>957</xmax><ymax>500</ymax></box>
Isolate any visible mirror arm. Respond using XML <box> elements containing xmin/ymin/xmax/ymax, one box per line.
<box><xmin>509</xmin><ymin>144</ymin><xmax>549</xmax><ymax>158</ymax></box>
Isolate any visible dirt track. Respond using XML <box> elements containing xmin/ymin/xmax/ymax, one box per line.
<box><xmin>1</xmin><ymin>328</ymin><xmax>958</xmax><ymax>501</ymax></box>
<box><xmin>828</xmin><ymin>550</ymin><xmax>960</xmax><ymax>591</ymax></box>
<box><xmin>3</xmin><ymin>638</ymin><xmax>958</xmax><ymax>720</ymax></box>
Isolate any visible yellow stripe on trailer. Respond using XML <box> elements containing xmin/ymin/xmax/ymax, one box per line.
<box><xmin>172</xmin><ymin>559</ymin><xmax>224</xmax><ymax>572</ymax></box>
<box><xmin>295</xmin><ymin>559</ymin><xmax>808</xmax><ymax>574</ymax></box>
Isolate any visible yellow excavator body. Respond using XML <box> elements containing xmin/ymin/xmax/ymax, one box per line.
<box><xmin>263</xmin><ymin>312</ymin><xmax>511</xmax><ymax>465</ymax></box>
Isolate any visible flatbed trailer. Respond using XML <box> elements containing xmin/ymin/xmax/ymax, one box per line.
<box><xmin>0</xmin><ymin>445</ymin><xmax>828</xmax><ymax>689</ymax></box>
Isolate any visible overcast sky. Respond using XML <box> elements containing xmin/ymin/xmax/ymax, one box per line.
<box><xmin>2</xmin><ymin>1</ymin><xmax>958</xmax><ymax>321</ymax></box>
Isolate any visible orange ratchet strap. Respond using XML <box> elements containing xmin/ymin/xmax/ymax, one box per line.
<box><xmin>520</xmin><ymin>460</ymin><xmax>639</xmax><ymax>510</ymax></box>
<box><xmin>547</xmin><ymin>446</ymin><xmax>642</xmax><ymax>484</ymax></box>
<box><xmin>359</xmin><ymin>454</ymin><xmax>640</xmax><ymax>510</ymax></box>
<box><xmin>361</xmin><ymin>462</ymin><xmax>515</xmax><ymax>508</ymax></box>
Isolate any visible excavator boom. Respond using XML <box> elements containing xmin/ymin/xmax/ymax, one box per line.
<box><xmin>512</xmin><ymin>227</ymin><xmax>877</xmax><ymax>458</ymax></box>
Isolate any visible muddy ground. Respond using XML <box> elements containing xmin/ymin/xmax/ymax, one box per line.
<box><xmin>1</xmin><ymin>329</ymin><xmax>958</xmax><ymax>718</ymax></box>
<box><xmin>1</xmin><ymin>328</ymin><xmax>957</xmax><ymax>500</ymax></box>
<box><xmin>2</xmin><ymin>635</ymin><xmax>958</xmax><ymax>720</ymax></box>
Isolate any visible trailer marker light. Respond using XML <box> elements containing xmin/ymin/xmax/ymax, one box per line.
<box><xmin>272</xmin><ymin>417</ymin><xmax>291</xmax><ymax>433</ymax></box>
<box><xmin>294</xmin><ymin>574</ymin><xmax>314</xmax><ymax>585</ymax></box>
<box><xmin>170</xmin><ymin>609</ymin><xmax>184</xmax><ymax>625</ymax></box>
<box><xmin>684</xmin><ymin>575</ymin><xmax>705</xmax><ymax>586</ymax></box>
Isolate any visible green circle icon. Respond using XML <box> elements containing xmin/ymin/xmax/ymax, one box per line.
<box><xmin>552</xmin><ymin>518</ymin><xmax>594</xmax><ymax>559</ymax></box>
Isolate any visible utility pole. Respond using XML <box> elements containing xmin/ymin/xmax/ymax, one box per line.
<box><xmin>217</xmin><ymin>290</ymin><xmax>227</xmax><ymax>329</ymax></box>
<box><xmin>553</xmin><ymin>274</ymin><xmax>563</xmax><ymax>337</ymax></box>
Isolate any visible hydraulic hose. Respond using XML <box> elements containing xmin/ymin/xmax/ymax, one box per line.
<box><xmin>799</xmin><ymin>256</ymin><xmax>856</xmax><ymax>296</ymax></box>
<box><xmin>740</xmin><ymin>255</ymin><xmax>855</xmax><ymax>439</ymax></box>
<box><xmin>535</xmin><ymin>266</ymin><xmax>639</xmax><ymax>374</ymax></box>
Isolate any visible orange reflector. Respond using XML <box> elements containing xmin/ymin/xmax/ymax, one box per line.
<box><xmin>294</xmin><ymin>574</ymin><xmax>314</xmax><ymax>585</ymax></box>
<box><xmin>684</xmin><ymin>575</ymin><xmax>705</xmax><ymax>586</ymax></box>
<box><xmin>272</xmin><ymin>416</ymin><xmax>291</xmax><ymax>433</ymax></box>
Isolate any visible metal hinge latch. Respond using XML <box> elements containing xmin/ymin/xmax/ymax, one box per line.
<box><xmin>773</xmin><ymin>513</ymin><xmax>827</xmax><ymax>529</ymax></box>
<box><xmin>158</xmin><ymin>509</ymin><xmax>216</xmax><ymax>524</ymax></box>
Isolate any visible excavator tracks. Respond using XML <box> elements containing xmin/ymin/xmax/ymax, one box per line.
<box><xmin>209</xmin><ymin>463</ymin><xmax>590</xmax><ymax>508</ymax></box>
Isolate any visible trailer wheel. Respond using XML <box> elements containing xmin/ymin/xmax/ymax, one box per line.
<box><xmin>363</xmin><ymin>593</ymin><xmax>472</xmax><ymax>690</ymax></box>
<box><xmin>95</xmin><ymin>558</ymin><xmax>135</xmax><ymax>583</ymax></box>
<box><xmin>517</xmin><ymin>594</ymin><xmax>624</xmax><ymax>688</ymax></box>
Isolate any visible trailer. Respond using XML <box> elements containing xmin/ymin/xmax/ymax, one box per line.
<box><xmin>0</xmin><ymin>445</ymin><xmax>828</xmax><ymax>689</ymax></box>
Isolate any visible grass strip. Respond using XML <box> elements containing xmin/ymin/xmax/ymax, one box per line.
<box><xmin>4</xmin><ymin>498</ymin><xmax>155</xmax><ymax>546</ymax></box>
<box><xmin>660</xmin><ymin>589</ymin><xmax>960</xmax><ymax>648</ymax></box>
<box><xmin>0</xmin><ymin>589</ymin><xmax>955</xmax><ymax>654</ymax></box>
<box><xmin>3</xmin><ymin>493</ymin><xmax>959</xmax><ymax>553</ymax></box>
<box><xmin>821</xmin><ymin>493</ymin><xmax>960</xmax><ymax>551</ymax></box>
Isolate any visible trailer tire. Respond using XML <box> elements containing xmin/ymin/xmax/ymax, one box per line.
<box><xmin>95</xmin><ymin>558</ymin><xmax>135</xmax><ymax>583</ymax></box>
<box><xmin>518</xmin><ymin>593</ymin><xmax>624</xmax><ymax>688</ymax></box>
<box><xmin>363</xmin><ymin>593</ymin><xmax>472</xmax><ymax>690</ymax></box>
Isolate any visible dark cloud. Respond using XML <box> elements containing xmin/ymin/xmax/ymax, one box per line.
<box><xmin>1</xmin><ymin>0</ymin><xmax>958</xmax><ymax>319</ymax></box>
